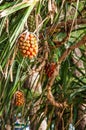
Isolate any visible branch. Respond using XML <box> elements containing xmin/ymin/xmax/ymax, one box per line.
<box><xmin>46</xmin><ymin>18</ymin><xmax>86</xmax><ymax>35</ymax></box>
<box><xmin>29</xmin><ymin>41</ymin><xmax>49</xmax><ymax>75</ymax></box>
<box><xmin>47</xmin><ymin>65</ymin><xmax>67</xmax><ymax>108</ymax></box>
<box><xmin>58</xmin><ymin>35</ymin><xmax>86</xmax><ymax>64</ymax></box>
<box><xmin>47</xmin><ymin>35</ymin><xmax>86</xmax><ymax>108</ymax></box>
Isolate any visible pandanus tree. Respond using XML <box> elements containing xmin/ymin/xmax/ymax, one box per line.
<box><xmin>0</xmin><ymin>0</ymin><xmax>86</xmax><ymax>130</ymax></box>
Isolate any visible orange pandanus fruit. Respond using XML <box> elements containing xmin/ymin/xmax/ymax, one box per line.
<box><xmin>18</xmin><ymin>31</ymin><xmax>38</xmax><ymax>59</ymax></box>
<box><xmin>14</xmin><ymin>91</ymin><xmax>25</xmax><ymax>106</ymax></box>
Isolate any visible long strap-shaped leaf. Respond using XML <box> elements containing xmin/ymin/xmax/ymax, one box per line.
<box><xmin>0</xmin><ymin>0</ymin><xmax>39</xmax><ymax>18</ymax></box>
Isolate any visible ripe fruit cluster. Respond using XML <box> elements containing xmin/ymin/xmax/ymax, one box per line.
<box><xmin>14</xmin><ymin>91</ymin><xmax>25</xmax><ymax>106</ymax></box>
<box><xmin>18</xmin><ymin>32</ymin><xmax>38</xmax><ymax>59</ymax></box>
<box><xmin>45</xmin><ymin>62</ymin><xmax>56</xmax><ymax>77</ymax></box>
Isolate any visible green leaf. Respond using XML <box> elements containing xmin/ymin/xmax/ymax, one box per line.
<box><xmin>0</xmin><ymin>2</ymin><xmax>33</xmax><ymax>18</ymax></box>
<box><xmin>70</xmin><ymin>86</ymin><xmax>86</xmax><ymax>98</ymax></box>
